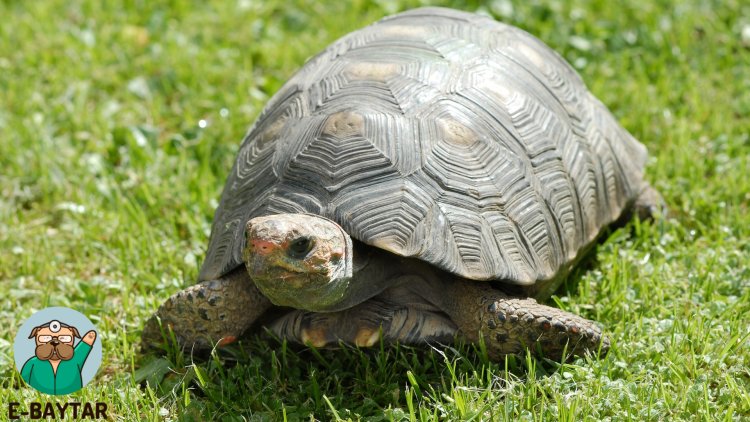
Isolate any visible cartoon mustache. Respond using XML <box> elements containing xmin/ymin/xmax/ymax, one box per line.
<box><xmin>35</xmin><ymin>343</ymin><xmax>74</xmax><ymax>361</ymax></box>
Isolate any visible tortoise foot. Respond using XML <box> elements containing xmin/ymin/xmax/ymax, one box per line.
<box><xmin>444</xmin><ymin>281</ymin><xmax>609</xmax><ymax>361</ymax></box>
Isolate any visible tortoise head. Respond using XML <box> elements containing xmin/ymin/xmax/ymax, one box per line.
<box><xmin>243</xmin><ymin>214</ymin><xmax>354</xmax><ymax>311</ymax></box>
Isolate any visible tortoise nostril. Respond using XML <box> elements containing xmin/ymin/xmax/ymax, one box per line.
<box><xmin>250</xmin><ymin>239</ymin><xmax>277</xmax><ymax>256</ymax></box>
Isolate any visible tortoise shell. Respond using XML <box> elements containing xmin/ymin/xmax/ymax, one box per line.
<box><xmin>199</xmin><ymin>7</ymin><xmax>648</xmax><ymax>286</ymax></box>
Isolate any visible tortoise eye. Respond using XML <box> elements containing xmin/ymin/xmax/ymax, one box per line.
<box><xmin>287</xmin><ymin>237</ymin><xmax>314</xmax><ymax>259</ymax></box>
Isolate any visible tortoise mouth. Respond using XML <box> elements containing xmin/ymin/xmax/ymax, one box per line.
<box><xmin>263</xmin><ymin>265</ymin><xmax>327</xmax><ymax>288</ymax></box>
<box><xmin>246</xmin><ymin>256</ymin><xmax>351</xmax><ymax>311</ymax></box>
<box><xmin>246</xmin><ymin>251</ymin><xmax>329</xmax><ymax>283</ymax></box>
<box><xmin>251</xmin><ymin>270</ymin><xmax>352</xmax><ymax>312</ymax></box>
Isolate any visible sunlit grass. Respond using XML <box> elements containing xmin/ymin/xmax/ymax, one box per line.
<box><xmin>1</xmin><ymin>0</ymin><xmax>748</xmax><ymax>420</ymax></box>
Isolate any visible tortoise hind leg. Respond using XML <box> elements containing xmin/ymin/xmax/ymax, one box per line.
<box><xmin>634</xmin><ymin>182</ymin><xmax>666</xmax><ymax>220</ymax></box>
<box><xmin>440</xmin><ymin>280</ymin><xmax>609</xmax><ymax>361</ymax></box>
<box><xmin>267</xmin><ymin>297</ymin><xmax>457</xmax><ymax>348</ymax></box>
<box><xmin>142</xmin><ymin>267</ymin><xmax>272</xmax><ymax>351</ymax></box>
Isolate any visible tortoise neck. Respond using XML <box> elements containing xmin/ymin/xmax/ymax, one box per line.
<box><xmin>322</xmin><ymin>242</ymin><xmax>405</xmax><ymax>311</ymax></box>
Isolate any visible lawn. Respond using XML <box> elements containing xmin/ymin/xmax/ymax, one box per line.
<box><xmin>1</xmin><ymin>0</ymin><xmax>749</xmax><ymax>420</ymax></box>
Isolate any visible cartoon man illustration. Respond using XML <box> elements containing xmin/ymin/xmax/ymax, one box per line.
<box><xmin>20</xmin><ymin>319</ymin><xmax>97</xmax><ymax>395</ymax></box>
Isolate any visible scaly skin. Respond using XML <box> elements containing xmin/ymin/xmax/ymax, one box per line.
<box><xmin>440</xmin><ymin>280</ymin><xmax>609</xmax><ymax>361</ymax></box>
<box><xmin>142</xmin><ymin>267</ymin><xmax>271</xmax><ymax>350</ymax></box>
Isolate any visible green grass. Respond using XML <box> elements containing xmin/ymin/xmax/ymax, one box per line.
<box><xmin>1</xmin><ymin>0</ymin><xmax>749</xmax><ymax>420</ymax></box>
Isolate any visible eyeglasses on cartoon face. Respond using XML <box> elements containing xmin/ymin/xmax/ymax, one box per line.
<box><xmin>37</xmin><ymin>335</ymin><xmax>73</xmax><ymax>343</ymax></box>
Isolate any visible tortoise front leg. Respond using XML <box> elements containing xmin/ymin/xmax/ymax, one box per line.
<box><xmin>443</xmin><ymin>280</ymin><xmax>610</xmax><ymax>361</ymax></box>
<box><xmin>142</xmin><ymin>267</ymin><xmax>272</xmax><ymax>351</ymax></box>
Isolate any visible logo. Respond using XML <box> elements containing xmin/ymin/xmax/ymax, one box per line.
<box><xmin>14</xmin><ymin>307</ymin><xmax>102</xmax><ymax>395</ymax></box>
<box><xmin>9</xmin><ymin>307</ymin><xmax>107</xmax><ymax>420</ymax></box>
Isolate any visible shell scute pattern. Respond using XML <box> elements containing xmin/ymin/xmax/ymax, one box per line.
<box><xmin>199</xmin><ymin>8</ymin><xmax>647</xmax><ymax>286</ymax></box>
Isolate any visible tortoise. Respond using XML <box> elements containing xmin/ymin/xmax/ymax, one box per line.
<box><xmin>143</xmin><ymin>7</ymin><xmax>663</xmax><ymax>361</ymax></box>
